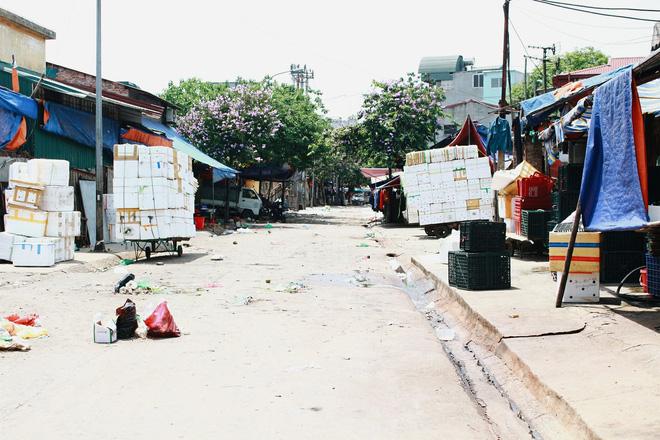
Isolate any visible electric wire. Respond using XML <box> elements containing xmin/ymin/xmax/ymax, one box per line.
<box><xmin>530</xmin><ymin>0</ymin><xmax>660</xmax><ymax>22</ymax></box>
<box><xmin>537</xmin><ymin>0</ymin><xmax>660</xmax><ymax>13</ymax></box>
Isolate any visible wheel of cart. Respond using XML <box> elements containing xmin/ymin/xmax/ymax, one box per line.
<box><xmin>423</xmin><ymin>223</ymin><xmax>458</xmax><ymax>239</ymax></box>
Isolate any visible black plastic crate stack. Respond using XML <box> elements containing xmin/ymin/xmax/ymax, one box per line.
<box><xmin>449</xmin><ymin>221</ymin><xmax>510</xmax><ymax>290</ymax></box>
<box><xmin>646</xmin><ymin>228</ymin><xmax>660</xmax><ymax>296</ymax></box>
<box><xmin>552</xmin><ymin>164</ymin><xmax>582</xmax><ymax>223</ymax></box>
<box><xmin>521</xmin><ymin>209</ymin><xmax>553</xmax><ymax>240</ymax></box>
<box><xmin>600</xmin><ymin>231</ymin><xmax>646</xmax><ymax>284</ymax></box>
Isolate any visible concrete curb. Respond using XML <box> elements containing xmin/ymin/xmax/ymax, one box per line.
<box><xmin>411</xmin><ymin>255</ymin><xmax>601</xmax><ymax>440</ymax></box>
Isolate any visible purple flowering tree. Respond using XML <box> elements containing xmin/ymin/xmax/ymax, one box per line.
<box><xmin>178</xmin><ymin>83</ymin><xmax>282</xmax><ymax>167</ymax></box>
<box><xmin>359</xmin><ymin>73</ymin><xmax>445</xmax><ymax>167</ymax></box>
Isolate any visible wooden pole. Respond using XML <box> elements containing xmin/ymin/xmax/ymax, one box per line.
<box><xmin>555</xmin><ymin>200</ymin><xmax>582</xmax><ymax>307</ymax></box>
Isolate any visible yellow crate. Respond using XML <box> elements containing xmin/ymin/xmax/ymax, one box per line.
<box><xmin>549</xmin><ymin>232</ymin><xmax>600</xmax><ymax>273</ymax></box>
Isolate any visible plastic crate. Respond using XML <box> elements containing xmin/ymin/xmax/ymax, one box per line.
<box><xmin>552</xmin><ymin>191</ymin><xmax>579</xmax><ymax>223</ymax></box>
<box><xmin>513</xmin><ymin>195</ymin><xmax>552</xmax><ymax>221</ymax></box>
<box><xmin>559</xmin><ymin>164</ymin><xmax>583</xmax><ymax>192</ymax></box>
<box><xmin>647</xmin><ymin>253</ymin><xmax>660</xmax><ymax>296</ymax></box>
<box><xmin>517</xmin><ymin>174</ymin><xmax>553</xmax><ymax>199</ymax></box>
<box><xmin>459</xmin><ymin>221</ymin><xmax>506</xmax><ymax>252</ymax></box>
<box><xmin>547</xmin><ymin>220</ymin><xmax>558</xmax><ymax>233</ymax></box>
<box><xmin>448</xmin><ymin>251</ymin><xmax>511</xmax><ymax>290</ymax></box>
<box><xmin>521</xmin><ymin>209</ymin><xmax>553</xmax><ymax>240</ymax></box>
<box><xmin>600</xmin><ymin>231</ymin><xmax>646</xmax><ymax>252</ymax></box>
<box><xmin>599</xmin><ymin>251</ymin><xmax>646</xmax><ymax>284</ymax></box>
<box><xmin>647</xmin><ymin>229</ymin><xmax>660</xmax><ymax>256</ymax></box>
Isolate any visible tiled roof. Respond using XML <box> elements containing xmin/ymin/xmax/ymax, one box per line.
<box><xmin>565</xmin><ymin>57</ymin><xmax>646</xmax><ymax>76</ymax></box>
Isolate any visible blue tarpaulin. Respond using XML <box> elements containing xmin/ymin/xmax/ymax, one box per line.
<box><xmin>141</xmin><ymin>117</ymin><xmax>237</xmax><ymax>181</ymax></box>
<box><xmin>521</xmin><ymin>65</ymin><xmax>634</xmax><ymax>127</ymax></box>
<box><xmin>43</xmin><ymin>101</ymin><xmax>119</xmax><ymax>150</ymax></box>
<box><xmin>0</xmin><ymin>86</ymin><xmax>38</xmax><ymax>119</ymax></box>
<box><xmin>580</xmin><ymin>68</ymin><xmax>648</xmax><ymax>231</ymax></box>
<box><xmin>0</xmin><ymin>106</ymin><xmax>22</xmax><ymax>149</ymax></box>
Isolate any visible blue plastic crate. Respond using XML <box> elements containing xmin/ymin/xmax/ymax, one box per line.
<box><xmin>647</xmin><ymin>253</ymin><xmax>660</xmax><ymax>297</ymax></box>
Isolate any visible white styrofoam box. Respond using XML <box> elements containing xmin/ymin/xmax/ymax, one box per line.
<box><xmin>113</xmin><ymin>144</ymin><xmax>144</xmax><ymax>160</ymax></box>
<box><xmin>467</xmin><ymin>209</ymin><xmax>482</xmax><ymax>219</ymax></box>
<box><xmin>4</xmin><ymin>205</ymin><xmax>48</xmax><ymax>237</ymax></box>
<box><xmin>480</xmin><ymin>177</ymin><xmax>493</xmax><ymax>190</ymax></box>
<box><xmin>479</xmin><ymin>207</ymin><xmax>494</xmax><ymax>220</ymax></box>
<box><xmin>114</xmin><ymin>189</ymin><xmax>139</xmax><ymax>209</ymax></box>
<box><xmin>27</xmin><ymin>159</ymin><xmax>69</xmax><ymax>186</ymax></box>
<box><xmin>454</xmin><ymin>208</ymin><xmax>469</xmax><ymax>221</ymax></box>
<box><xmin>557</xmin><ymin>272</ymin><xmax>599</xmax><ymax>303</ymax></box>
<box><xmin>8</xmin><ymin>162</ymin><xmax>30</xmax><ymax>187</ymax></box>
<box><xmin>169</xmin><ymin>191</ymin><xmax>185</xmax><ymax>208</ymax></box>
<box><xmin>139</xmin><ymin>186</ymin><xmax>169</xmax><ymax>210</ymax></box>
<box><xmin>113</xmin><ymin>177</ymin><xmax>139</xmax><ymax>188</ymax></box>
<box><xmin>0</xmin><ymin>231</ymin><xmax>16</xmax><ymax>261</ymax></box>
<box><xmin>103</xmin><ymin>194</ymin><xmax>114</xmax><ymax>211</ymax></box>
<box><xmin>4</xmin><ymin>188</ymin><xmax>12</xmax><ymax>208</ymax></box>
<box><xmin>54</xmin><ymin>237</ymin><xmax>75</xmax><ymax>262</ymax></box>
<box><xmin>46</xmin><ymin>211</ymin><xmax>81</xmax><ymax>237</ymax></box>
<box><xmin>105</xmin><ymin>209</ymin><xmax>117</xmax><ymax>225</ymax></box>
<box><xmin>649</xmin><ymin>205</ymin><xmax>660</xmax><ymax>222</ymax></box>
<box><xmin>115</xmin><ymin>223</ymin><xmax>140</xmax><ymax>241</ymax></box>
<box><xmin>140</xmin><ymin>210</ymin><xmax>172</xmax><ymax>226</ymax></box>
<box><xmin>138</xmin><ymin>155</ymin><xmax>174</xmax><ymax>179</ymax></box>
<box><xmin>41</xmin><ymin>186</ymin><xmax>74</xmax><ymax>212</ymax></box>
<box><xmin>12</xmin><ymin>237</ymin><xmax>58</xmax><ymax>267</ymax></box>
<box><xmin>114</xmin><ymin>160</ymin><xmax>139</xmax><ymax>179</ymax></box>
<box><xmin>185</xmin><ymin>195</ymin><xmax>194</xmax><ymax>213</ymax></box>
<box><xmin>454</xmin><ymin>180</ymin><xmax>468</xmax><ymax>192</ymax></box>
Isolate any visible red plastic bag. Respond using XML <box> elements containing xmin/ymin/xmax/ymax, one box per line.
<box><xmin>144</xmin><ymin>301</ymin><xmax>180</xmax><ymax>338</ymax></box>
<box><xmin>5</xmin><ymin>313</ymin><xmax>39</xmax><ymax>326</ymax></box>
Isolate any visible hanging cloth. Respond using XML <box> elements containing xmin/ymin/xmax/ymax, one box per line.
<box><xmin>486</xmin><ymin>116</ymin><xmax>512</xmax><ymax>155</ymax></box>
<box><xmin>580</xmin><ymin>68</ymin><xmax>648</xmax><ymax>231</ymax></box>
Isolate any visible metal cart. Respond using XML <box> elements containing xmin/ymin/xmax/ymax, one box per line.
<box><xmin>125</xmin><ymin>237</ymin><xmax>189</xmax><ymax>261</ymax></box>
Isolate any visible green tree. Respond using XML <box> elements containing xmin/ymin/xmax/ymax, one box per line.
<box><xmin>359</xmin><ymin>73</ymin><xmax>445</xmax><ymax>168</ymax></box>
<box><xmin>160</xmin><ymin>78</ymin><xmax>229</xmax><ymax>115</ymax></box>
<box><xmin>512</xmin><ymin>47</ymin><xmax>608</xmax><ymax>103</ymax></box>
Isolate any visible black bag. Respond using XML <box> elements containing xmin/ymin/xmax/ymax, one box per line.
<box><xmin>115</xmin><ymin>299</ymin><xmax>138</xmax><ymax>339</ymax></box>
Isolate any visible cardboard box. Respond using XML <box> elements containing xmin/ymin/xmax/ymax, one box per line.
<box><xmin>41</xmin><ymin>186</ymin><xmax>74</xmax><ymax>212</ymax></box>
<box><xmin>549</xmin><ymin>232</ymin><xmax>601</xmax><ymax>273</ymax></box>
<box><xmin>12</xmin><ymin>237</ymin><xmax>58</xmax><ymax>267</ymax></box>
<box><xmin>10</xmin><ymin>182</ymin><xmax>44</xmax><ymax>209</ymax></box>
<box><xmin>4</xmin><ymin>205</ymin><xmax>48</xmax><ymax>237</ymax></box>
<box><xmin>0</xmin><ymin>231</ymin><xmax>16</xmax><ymax>261</ymax></box>
<box><xmin>27</xmin><ymin>159</ymin><xmax>69</xmax><ymax>186</ymax></box>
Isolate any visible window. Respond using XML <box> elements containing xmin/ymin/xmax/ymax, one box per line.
<box><xmin>491</xmin><ymin>77</ymin><xmax>502</xmax><ymax>88</ymax></box>
<box><xmin>472</xmin><ymin>73</ymin><xmax>484</xmax><ymax>88</ymax></box>
<box><xmin>242</xmin><ymin>189</ymin><xmax>258</xmax><ymax>199</ymax></box>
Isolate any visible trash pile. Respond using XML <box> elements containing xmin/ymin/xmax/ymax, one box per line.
<box><xmin>1</xmin><ymin>159</ymin><xmax>81</xmax><ymax>267</ymax></box>
<box><xmin>114</xmin><ymin>273</ymin><xmax>163</xmax><ymax>295</ymax></box>
<box><xmin>94</xmin><ymin>299</ymin><xmax>180</xmax><ymax>344</ymax></box>
<box><xmin>107</xmin><ymin>144</ymin><xmax>198</xmax><ymax>242</ymax></box>
<box><xmin>1</xmin><ymin>313</ymin><xmax>49</xmax><ymax>351</ymax></box>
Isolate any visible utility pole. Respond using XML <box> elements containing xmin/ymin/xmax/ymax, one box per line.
<box><xmin>290</xmin><ymin>64</ymin><xmax>314</xmax><ymax>92</ymax></box>
<box><xmin>95</xmin><ymin>0</ymin><xmax>104</xmax><ymax>251</ymax></box>
<box><xmin>529</xmin><ymin>44</ymin><xmax>556</xmax><ymax>93</ymax></box>
<box><xmin>497</xmin><ymin>0</ymin><xmax>510</xmax><ymax>171</ymax></box>
<box><xmin>524</xmin><ymin>56</ymin><xmax>528</xmax><ymax>100</ymax></box>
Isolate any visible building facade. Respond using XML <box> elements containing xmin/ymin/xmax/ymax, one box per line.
<box><xmin>0</xmin><ymin>7</ymin><xmax>55</xmax><ymax>72</ymax></box>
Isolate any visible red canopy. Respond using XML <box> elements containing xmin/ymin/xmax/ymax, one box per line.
<box><xmin>360</xmin><ymin>168</ymin><xmax>401</xmax><ymax>179</ymax></box>
<box><xmin>448</xmin><ymin>115</ymin><xmax>494</xmax><ymax>172</ymax></box>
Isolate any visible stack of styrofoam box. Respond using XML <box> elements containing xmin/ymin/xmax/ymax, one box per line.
<box><xmin>402</xmin><ymin>146</ymin><xmax>493</xmax><ymax>227</ymax></box>
<box><xmin>549</xmin><ymin>231</ymin><xmax>601</xmax><ymax>303</ymax></box>
<box><xmin>1</xmin><ymin>159</ymin><xmax>80</xmax><ymax>267</ymax></box>
<box><xmin>110</xmin><ymin>144</ymin><xmax>197</xmax><ymax>241</ymax></box>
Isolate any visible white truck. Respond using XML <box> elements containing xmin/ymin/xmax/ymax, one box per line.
<box><xmin>401</xmin><ymin>145</ymin><xmax>494</xmax><ymax>238</ymax></box>
<box><xmin>200</xmin><ymin>186</ymin><xmax>263</xmax><ymax>218</ymax></box>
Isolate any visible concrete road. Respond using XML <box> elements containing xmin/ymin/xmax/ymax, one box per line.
<box><xmin>1</xmin><ymin>206</ymin><xmax>505</xmax><ymax>439</ymax></box>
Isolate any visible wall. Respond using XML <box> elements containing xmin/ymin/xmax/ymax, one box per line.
<box><xmin>483</xmin><ymin>70</ymin><xmax>525</xmax><ymax>105</ymax></box>
<box><xmin>444</xmin><ymin>71</ymin><xmax>482</xmax><ymax>104</ymax></box>
<box><xmin>441</xmin><ymin>101</ymin><xmax>497</xmax><ymax>132</ymax></box>
<box><xmin>0</xmin><ymin>17</ymin><xmax>46</xmax><ymax>72</ymax></box>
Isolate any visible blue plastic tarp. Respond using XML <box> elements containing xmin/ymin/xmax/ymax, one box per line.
<box><xmin>43</xmin><ymin>101</ymin><xmax>119</xmax><ymax>150</ymax></box>
<box><xmin>141</xmin><ymin>117</ymin><xmax>237</xmax><ymax>180</ymax></box>
<box><xmin>580</xmin><ymin>68</ymin><xmax>648</xmax><ymax>231</ymax></box>
<box><xmin>521</xmin><ymin>65</ymin><xmax>635</xmax><ymax>127</ymax></box>
<box><xmin>0</xmin><ymin>106</ymin><xmax>22</xmax><ymax>149</ymax></box>
<box><xmin>0</xmin><ymin>86</ymin><xmax>37</xmax><ymax>119</ymax></box>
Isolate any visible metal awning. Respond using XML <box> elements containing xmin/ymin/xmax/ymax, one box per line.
<box><xmin>141</xmin><ymin>117</ymin><xmax>237</xmax><ymax>180</ymax></box>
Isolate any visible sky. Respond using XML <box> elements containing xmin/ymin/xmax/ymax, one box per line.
<box><xmin>2</xmin><ymin>0</ymin><xmax>657</xmax><ymax>118</ymax></box>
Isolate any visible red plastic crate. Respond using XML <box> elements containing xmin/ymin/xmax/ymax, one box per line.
<box><xmin>513</xmin><ymin>195</ymin><xmax>551</xmax><ymax>219</ymax></box>
<box><xmin>517</xmin><ymin>174</ymin><xmax>554</xmax><ymax>198</ymax></box>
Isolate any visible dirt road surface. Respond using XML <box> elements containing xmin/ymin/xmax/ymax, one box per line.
<box><xmin>1</xmin><ymin>206</ymin><xmax>517</xmax><ymax>439</ymax></box>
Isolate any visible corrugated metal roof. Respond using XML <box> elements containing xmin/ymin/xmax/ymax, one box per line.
<box><xmin>563</xmin><ymin>57</ymin><xmax>646</xmax><ymax>76</ymax></box>
<box><xmin>418</xmin><ymin>56</ymin><xmax>464</xmax><ymax>74</ymax></box>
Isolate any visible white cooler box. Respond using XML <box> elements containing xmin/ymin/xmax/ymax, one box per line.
<box><xmin>557</xmin><ymin>272</ymin><xmax>600</xmax><ymax>303</ymax></box>
<box><xmin>27</xmin><ymin>159</ymin><xmax>69</xmax><ymax>186</ymax></box>
<box><xmin>0</xmin><ymin>231</ymin><xmax>16</xmax><ymax>261</ymax></box>
<box><xmin>42</xmin><ymin>186</ymin><xmax>75</xmax><ymax>211</ymax></box>
<box><xmin>12</xmin><ymin>237</ymin><xmax>58</xmax><ymax>267</ymax></box>
<box><xmin>4</xmin><ymin>205</ymin><xmax>48</xmax><ymax>237</ymax></box>
<box><xmin>46</xmin><ymin>211</ymin><xmax>81</xmax><ymax>237</ymax></box>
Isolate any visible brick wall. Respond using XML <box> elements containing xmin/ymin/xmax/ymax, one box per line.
<box><xmin>49</xmin><ymin>64</ymin><xmax>128</xmax><ymax>97</ymax></box>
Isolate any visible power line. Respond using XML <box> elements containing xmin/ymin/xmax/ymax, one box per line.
<box><xmin>537</xmin><ymin>0</ymin><xmax>660</xmax><ymax>13</ymax></box>
<box><xmin>510</xmin><ymin>19</ymin><xmax>540</xmax><ymax>69</ymax></box>
<box><xmin>530</xmin><ymin>0</ymin><xmax>660</xmax><ymax>22</ymax></box>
